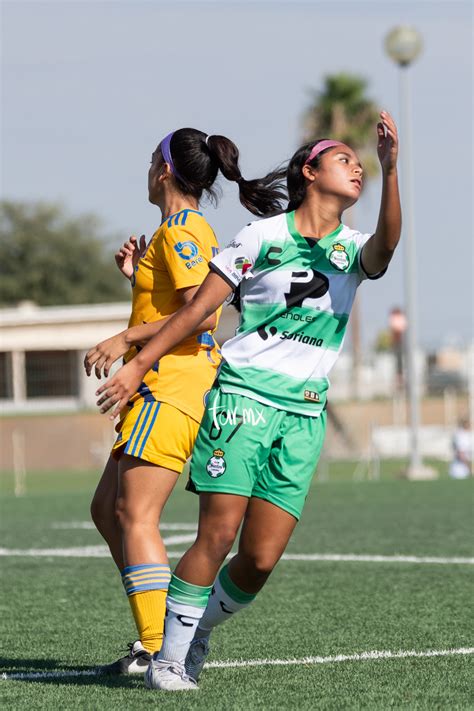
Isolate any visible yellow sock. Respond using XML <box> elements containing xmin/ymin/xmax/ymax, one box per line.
<box><xmin>128</xmin><ymin>589</ymin><xmax>168</xmax><ymax>653</ymax></box>
<box><xmin>121</xmin><ymin>564</ymin><xmax>171</xmax><ymax>654</ymax></box>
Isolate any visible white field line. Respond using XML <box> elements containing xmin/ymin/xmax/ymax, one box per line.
<box><xmin>158</xmin><ymin>534</ymin><xmax>196</xmax><ymax>546</ymax></box>
<box><xmin>0</xmin><ymin>546</ymin><xmax>472</xmax><ymax>565</ymax></box>
<box><xmin>51</xmin><ymin>522</ymin><xmax>197</xmax><ymax>531</ymax></box>
<box><xmin>2</xmin><ymin>647</ymin><xmax>473</xmax><ymax>681</ymax></box>
<box><xmin>279</xmin><ymin>553</ymin><xmax>474</xmax><ymax>564</ymax></box>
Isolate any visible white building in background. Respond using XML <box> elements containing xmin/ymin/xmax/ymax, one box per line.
<box><xmin>0</xmin><ymin>301</ymin><xmax>239</xmax><ymax>412</ymax></box>
<box><xmin>0</xmin><ymin>301</ymin><xmax>471</xmax><ymax>414</ymax></box>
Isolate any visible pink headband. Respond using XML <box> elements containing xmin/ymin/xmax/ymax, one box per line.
<box><xmin>305</xmin><ymin>140</ymin><xmax>345</xmax><ymax>165</ymax></box>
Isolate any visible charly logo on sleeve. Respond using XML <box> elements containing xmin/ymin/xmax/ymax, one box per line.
<box><xmin>206</xmin><ymin>449</ymin><xmax>227</xmax><ymax>478</ymax></box>
<box><xmin>328</xmin><ymin>243</ymin><xmax>350</xmax><ymax>271</ymax></box>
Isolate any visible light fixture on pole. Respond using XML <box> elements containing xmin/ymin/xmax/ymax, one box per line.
<box><xmin>384</xmin><ymin>26</ymin><xmax>436</xmax><ymax>480</ymax></box>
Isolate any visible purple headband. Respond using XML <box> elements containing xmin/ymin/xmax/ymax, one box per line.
<box><xmin>159</xmin><ymin>131</ymin><xmax>185</xmax><ymax>182</ymax></box>
<box><xmin>305</xmin><ymin>140</ymin><xmax>345</xmax><ymax>165</ymax></box>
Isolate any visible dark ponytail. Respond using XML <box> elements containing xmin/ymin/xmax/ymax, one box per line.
<box><xmin>286</xmin><ymin>139</ymin><xmax>333</xmax><ymax>212</ymax></box>
<box><xmin>206</xmin><ymin>135</ymin><xmax>286</xmax><ymax>217</ymax></box>
<box><xmin>163</xmin><ymin>128</ymin><xmax>287</xmax><ymax>217</ymax></box>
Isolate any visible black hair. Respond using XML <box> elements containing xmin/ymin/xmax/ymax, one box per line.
<box><xmin>286</xmin><ymin>139</ymin><xmax>334</xmax><ymax>212</ymax></box>
<box><xmin>229</xmin><ymin>139</ymin><xmax>336</xmax><ymax>313</ymax></box>
<box><xmin>162</xmin><ymin>128</ymin><xmax>287</xmax><ymax>218</ymax></box>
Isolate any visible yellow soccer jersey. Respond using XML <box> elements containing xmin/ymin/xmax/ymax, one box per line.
<box><xmin>123</xmin><ymin>208</ymin><xmax>221</xmax><ymax>422</ymax></box>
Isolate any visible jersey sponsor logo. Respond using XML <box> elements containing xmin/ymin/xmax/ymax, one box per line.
<box><xmin>185</xmin><ymin>256</ymin><xmax>204</xmax><ymax>270</ymax></box>
<box><xmin>281</xmin><ymin>311</ymin><xmax>316</xmax><ymax>323</ymax></box>
<box><xmin>209</xmin><ymin>400</ymin><xmax>267</xmax><ymax>431</ymax></box>
<box><xmin>304</xmin><ymin>390</ymin><xmax>320</xmax><ymax>402</ymax></box>
<box><xmin>228</xmin><ymin>239</ymin><xmax>242</xmax><ymax>248</ymax></box>
<box><xmin>174</xmin><ymin>240</ymin><xmax>199</xmax><ymax>260</ymax></box>
<box><xmin>256</xmin><ymin>323</ymin><xmax>324</xmax><ymax>349</ymax></box>
<box><xmin>206</xmin><ymin>448</ymin><xmax>227</xmax><ymax>478</ymax></box>
<box><xmin>234</xmin><ymin>256</ymin><xmax>252</xmax><ymax>274</ymax></box>
<box><xmin>284</xmin><ymin>270</ymin><xmax>329</xmax><ymax>308</ymax></box>
<box><xmin>257</xmin><ymin>325</ymin><xmax>277</xmax><ymax>340</ymax></box>
<box><xmin>329</xmin><ymin>243</ymin><xmax>350</xmax><ymax>271</ymax></box>
<box><xmin>281</xmin><ymin>330</ymin><xmax>324</xmax><ymax>347</ymax></box>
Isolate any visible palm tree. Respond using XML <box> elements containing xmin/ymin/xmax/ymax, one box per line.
<box><xmin>302</xmin><ymin>73</ymin><xmax>379</xmax><ymax>178</ymax></box>
<box><xmin>302</xmin><ymin>73</ymin><xmax>380</xmax><ymax>399</ymax></box>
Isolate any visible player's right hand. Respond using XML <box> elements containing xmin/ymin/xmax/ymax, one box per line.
<box><xmin>96</xmin><ymin>360</ymin><xmax>143</xmax><ymax>419</ymax></box>
<box><xmin>115</xmin><ymin>234</ymin><xmax>147</xmax><ymax>279</ymax></box>
<box><xmin>84</xmin><ymin>332</ymin><xmax>129</xmax><ymax>379</ymax></box>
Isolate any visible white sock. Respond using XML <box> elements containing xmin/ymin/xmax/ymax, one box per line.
<box><xmin>195</xmin><ymin>568</ymin><xmax>255</xmax><ymax>638</ymax></box>
<box><xmin>158</xmin><ymin>598</ymin><xmax>205</xmax><ymax>664</ymax></box>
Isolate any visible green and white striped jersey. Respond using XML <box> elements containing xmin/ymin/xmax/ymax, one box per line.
<box><xmin>210</xmin><ymin>211</ymin><xmax>383</xmax><ymax>417</ymax></box>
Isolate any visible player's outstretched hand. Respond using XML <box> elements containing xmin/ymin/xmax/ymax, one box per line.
<box><xmin>377</xmin><ymin>111</ymin><xmax>398</xmax><ymax>174</ymax></box>
<box><xmin>95</xmin><ymin>360</ymin><xmax>143</xmax><ymax>419</ymax></box>
<box><xmin>84</xmin><ymin>332</ymin><xmax>129</xmax><ymax>379</ymax></box>
<box><xmin>115</xmin><ymin>234</ymin><xmax>147</xmax><ymax>279</ymax></box>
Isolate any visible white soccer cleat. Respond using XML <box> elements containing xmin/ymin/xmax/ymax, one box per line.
<box><xmin>145</xmin><ymin>658</ymin><xmax>198</xmax><ymax>691</ymax></box>
<box><xmin>185</xmin><ymin>636</ymin><xmax>210</xmax><ymax>682</ymax></box>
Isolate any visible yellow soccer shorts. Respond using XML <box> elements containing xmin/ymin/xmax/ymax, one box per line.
<box><xmin>111</xmin><ymin>399</ymin><xmax>200</xmax><ymax>473</ymax></box>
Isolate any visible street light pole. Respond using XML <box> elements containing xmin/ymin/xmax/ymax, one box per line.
<box><xmin>399</xmin><ymin>61</ymin><xmax>422</xmax><ymax>472</ymax></box>
<box><xmin>385</xmin><ymin>26</ymin><xmax>436</xmax><ymax>479</ymax></box>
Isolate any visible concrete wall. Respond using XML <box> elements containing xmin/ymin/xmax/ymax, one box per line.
<box><xmin>0</xmin><ymin>396</ymin><xmax>468</xmax><ymax>473</ymax></box>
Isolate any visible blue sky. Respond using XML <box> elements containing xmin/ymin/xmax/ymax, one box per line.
<box><xmin>1</xmin><ymin>0</ymin><xmax>472</xmax><ymax>350</ymax></box>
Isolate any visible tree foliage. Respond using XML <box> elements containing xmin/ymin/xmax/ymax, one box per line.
<box><xmin>0</xmin><ymin>200</ymin><xmax>129</xmax><ymax>306</ymax></box>
<box><xmin>302</xmin><ymin>73</ymin><xmax>380</xmax><ymax>178</ymax></box>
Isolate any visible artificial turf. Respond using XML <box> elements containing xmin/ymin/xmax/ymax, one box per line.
<box><xmin>0</xmin><ymin>464</ymin><xmax>472</xmax><ymax>709</ymax></box>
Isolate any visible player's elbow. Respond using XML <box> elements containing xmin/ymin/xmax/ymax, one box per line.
<box><xmin>204</xmin><ymin>311</ymin><xmax>217</xmax><ymax>331</ymax></box>
<box><xmin>194</xmin><ymin>311</ymin><xmax>217</xmax><ymax>334</ymax></box>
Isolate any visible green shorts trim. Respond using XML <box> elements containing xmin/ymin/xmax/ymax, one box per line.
<box><xmin>188</xmin><ymin>387</ymin><xmax>327</xmax><ymax>519</ymax></box>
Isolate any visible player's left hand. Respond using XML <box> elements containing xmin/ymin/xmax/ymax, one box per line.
<box><xmin>84</xmin><ymin>332</ymin><xmax>129</xmax><ymax>379</ymax></box>
<box><xmin>377</xmin><ymin>111</ymin><xmax>398</xmax><ymax>174</ymax></box>
<box><xmin>95</xmin><ymin>360</ymin><xmax>143</xmax><ymax>419</ymax></box>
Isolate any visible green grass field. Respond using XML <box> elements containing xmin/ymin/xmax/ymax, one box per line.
<box><xmin>0</xmin><ymin>462</ymin><xmax>472</xmax><ymax>710</ymax></box>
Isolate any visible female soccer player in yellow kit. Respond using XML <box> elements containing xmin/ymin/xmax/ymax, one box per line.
<box><xmin>84</xmin><ymin>128</ymin><xmax>285</xmax><ymax>673</ymax></box>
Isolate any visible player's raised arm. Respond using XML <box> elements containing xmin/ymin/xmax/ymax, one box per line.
<box><xmin>96</xmin><ymin>271</ymin><xmax>232</xmax><ymax>417</ymax></box>
<box><xmin>360</xmin><ymin>111</ymin><xmax>401</xmax><ymax>276</ymax></box>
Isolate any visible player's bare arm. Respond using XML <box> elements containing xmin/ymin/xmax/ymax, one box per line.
<box><xmin>96</xmin><ymin>272</ymin><xmax>232</xmax><ymax>416</ymax></box>
<box><xmin>360</xmin><ymin>111</ymin><xmax>401</xmax><ymax>276</ymax></box>
<box><xmin>84</xmin><ymin>283</ymin><xmax>218</xmax><ymax>379</ymax></box>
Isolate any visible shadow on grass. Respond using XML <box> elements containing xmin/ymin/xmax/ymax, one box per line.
<box><xmin>0</xmin><ymin>657</ymin><xmax>145</xmax><ymax>688</ymax></box>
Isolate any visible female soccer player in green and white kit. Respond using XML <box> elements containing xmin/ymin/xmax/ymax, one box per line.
<box><xmin>96</xmin><ymin>111</ymin><xmax>401</xmax><ymax>691</ymax></box>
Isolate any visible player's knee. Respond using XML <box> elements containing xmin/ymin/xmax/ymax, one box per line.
<box><xmin>114</xmin><ymin>497</ymin><xmax>154</xmax><ymax>532</ymax></box>
<box><xmin>197</xmin><ymin>524</ymin><xmax>237</xmax><ymax>561</ymax></box>
<box><xmin>241</xmin><ymin>549</ymin><xmax>277</xmax><ymax>582</ymax></box>
<box><xmin>90</xmin><ymin>492</ymin><xmax>112</xmax><ymax>533</ymax></box>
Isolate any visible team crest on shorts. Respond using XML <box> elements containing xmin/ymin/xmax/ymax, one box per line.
<box><xmin>206</xmin><ymin>449</ymin><xmax>226</xmax><ymax>478</ymax></box>
<box><xmin>329</xmin><ymin>243</ymin><xmax>350</xmax><ymax>271</ymax></box>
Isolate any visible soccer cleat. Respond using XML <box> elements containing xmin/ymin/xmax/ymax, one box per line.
<box><xmin>145</xmin><ymin>658</ymin><xmax>198</xmax><ymax>691</ymax></box>
<box><xmin>185</xmin><ymin>636</ymin><xmax>210</xmax><ymax>682</ymax></box>
<box><xmin>96</xmin><ymin>640</ymin><xmax>151</xmax><ymax>675</ymax></box>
